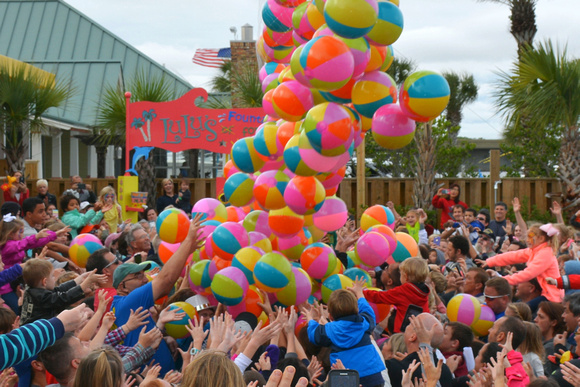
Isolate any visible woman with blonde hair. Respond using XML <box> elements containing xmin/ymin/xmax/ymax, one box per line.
<box><xmin>480</xmin><ymin>223</ymin><xmax>562</xmax><ymax>304</ymax></box>
<box><xmin>72</xmin><ymin>347</ymin><xmax>124</xmax><ymax>387</ymax></box>
<box><xmin>181</xmin><ymin>350</ymin><xmax>246</xmax><ymax>387</ymax></box>
<box><xmin>98</xmin><ymin>186</ymin><xmax>123</xmax><ymax>233</ymax></box>
<box><xmin>156</xmin><ymin>178</ymin><xmax>178</xmax><ymax>214</ymax></box>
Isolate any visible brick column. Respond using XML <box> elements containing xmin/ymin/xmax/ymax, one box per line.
<box><xmin>230</xmin><ymin>40</ymin><xmax>258</xmax><ymax>108</ymax></box>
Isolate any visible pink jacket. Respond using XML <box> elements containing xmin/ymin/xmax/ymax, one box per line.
<box><xmin>505</xmin><ymin>350</ymin><xmax>530</xmax><ymax>387</ymax></box>
<box><xmin>485</xmin><ymin>242</ymin><xmax>562</xmax><ymax>302</ymax></box>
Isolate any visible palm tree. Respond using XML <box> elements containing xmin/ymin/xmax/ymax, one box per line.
<box><xmin>442</xmin><ymin>72</ymin><xmax>478</xmax><ymax>129</ymax></box>
<box><xmin>210</xmin><ymin>61</ymin><xmax>232</xmax><ymax>93</ymax></box>
<box><xmin>97</xmin><ymin>71</ymin><xmax>180</xmax><ymax>208</ymax></box>
<box><xmin>496</xmin><ymin>40</ymin><xmax>580</xmax><ymax>209</ymax></box>
<box><xmin>0</xmin><ymin>61</ymin><xmax>73</xmax><ymax>174</ymax></box>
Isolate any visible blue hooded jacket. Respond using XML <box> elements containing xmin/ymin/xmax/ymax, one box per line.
<box><xmin>307</xmin><ymin>298</ymin><xmax>385</xmax><ymax>387</ymax></box>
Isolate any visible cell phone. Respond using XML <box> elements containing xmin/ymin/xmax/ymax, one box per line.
<box><xmin>400</xmin><ymin>304</ymin><xmax>424</xmax><ymax>332</ymax></box>
<box><xmin>19</xmin><ymin>176</ymin><xmax>25</xmax><ymax>184</ymax></box>
<box><xmin>453</xmin><ymin>222</ymin><xmax>461</xmax><ymax>228</ymax></box>
<box><xmin>433</xmin><ymin>236</ymin><xmax>441</xmax><ymax>246</ymax></box>
<box><xmin>455</xmin><ymin>265</ymin><xmax>464</xmax><ymax>278</ymax></box>
<box><xmin>78</xmin><ymin>183</ymin><xmax>86</xmax><ymax>190</ymax></box>
<box><xmin>52</xmin><ymin>209</ymin><xmax>59</xmax><ymax>218</ymax></box>
<box><xmin>328</xmin><ymin>369</ymin><xmax>359</xmax><ymax>387</ymax></box>
<box><xmin>134</xmin><ymin>253</ymin><xmax>142</xmax><ymax>264</ymax></box>
<box><xmin>442</xmin><ymin>189</ymin><xmax>449</xmax><ymax>194</ymax></box>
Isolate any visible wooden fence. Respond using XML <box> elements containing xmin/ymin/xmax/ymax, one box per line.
<box><xmin>14</xmin><ymin>177</ymin><xmax>561</xmax><ymax>216</ymax></box>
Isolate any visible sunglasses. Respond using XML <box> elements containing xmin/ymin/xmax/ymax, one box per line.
<box><xmin>480</xmin><ymin>237</ymin><xmax>490</xmax><ymax>242</ymax></box>
<box><xmin>484</xmin><ymin>294</ymin><xmax>508</xmax><ymax>300</ymax></box>
<box><xmin>104</xmin><ymin>257</ymin><xmax>121</xmax><ymax>269</ymax></box>
<box><xmin>477</xmin><ymin>217</ymin><xmax>486</xmax><ymax>222</ymax></box>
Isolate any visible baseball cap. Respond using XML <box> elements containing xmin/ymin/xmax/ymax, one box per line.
<box><xmin>479</xmin><ymin>228</ymin><xmax>496</xmax><ymax>240</ymax></box>
<box><xmin>80</xmin><ymin>201</ymin><xmax>91</xmax><ymax>210</ymax></box>
<box><xmin>113</xmin><ymin>262</ymin><xmax>151</xmax><ymax>288</ymax></box>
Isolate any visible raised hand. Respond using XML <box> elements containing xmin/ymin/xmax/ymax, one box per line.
<box><xmin>512</xmin><ymin>197</ymin><xmax>521</xmax><ymax>213</ymax></box>
<box><xmin>158</xmin><ymin>305</ymin><xmax>186</xmax><ymax>326</ymax></box>
<box><xmin>402</xmin><ymin>359</ymin><xmax>421</xmax><ymax>387</ymax></box>
<box><xmin>138</xmin><ymin>327</ymin><xmax>163</xmax><ymax>350</ymax></box>
<box><xmin>186</xmin><ymin>316</ymin><xmax>209</xmax><ymax>349</ymax></box>
<box><xmin>347</xmin><ymin>276</ymin><xmax>367</xmax><ymax>299</ymax></box>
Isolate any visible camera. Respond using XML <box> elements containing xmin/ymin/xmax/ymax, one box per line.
<box><xmin>441</xmin><ymin>189</ymin><xmax>449</xmax><ymax>195</ymax></box>
<box><xmin>77</xmin><ymin>183</ymin><xmax>86</xmax><ymax>190</ymax></box>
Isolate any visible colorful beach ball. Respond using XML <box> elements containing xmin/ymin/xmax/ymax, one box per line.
<box><xmin>268</xmin><ymin>206</ymin><xmax>305</xmax><ymax>238</ymax></box>
<box><xmin>254</xmin><ymin>122</ymin><xmax>284</xmax><ymax>160</ymax></box>
<box><xmin>323</xmin><ymin>0</ymin><xmax>378</xmax><ymax>39</ymax></box>
<box><xmin>299</xmin><ymin>36</ymin><xmax>355</xmax><ymax>91</ymax></box>
<box><xmin>381</xmin><ymin>45</ymin><xmax>395</xmax><ymax>72</ymax></box>
<box><xmin>263</xmin><ymin>26</ymin><xmax>293</xmax><ymax>47</ymax></box>
<box><xmin>232</xmin><ymin>246</ymin><xmax>264</xmax><ymax>285</ymax></box>
<box><xmin>278</xmin><ymin>227</ymin><xmax>311</xmax><ymax>261</ymax></box>
<box><xmin>243</xmin><ymin>210</ymin><xmax>274</xmax><ymax>238</ymax></box>
<box><xmin>366</xmin><ymin>224</ymin><xmax>397</xmax><ymax>254</ymax></box>
<box><xmin>262</xmin><ymin>89</ymin><xmax>281</xmax><ymax>119</ymax></box>
<box><xmin>302</xmin><ymin>102</ymin><xmax>353</xmax><ymax>157</ymax></box>
<box><xmin>391</xmin><ymin>232</ymin><xmax>419</xmax><ymax>262</ymax></box>
<box><xmin>69</xmin><ymin>233</ymin><xmax>103</xmax><ymax>268</ymax></box>
<box><xmin>260</xmin><ymin>62</ymin><xmax>287</xmax><ymax>83</ymax></box>
<box><xmin>365</xmin><ymin>44</ymin><xmax>387</xmax><ymax>73</ymax></box>
<box><xmin>231</xmin><ymin>137</ymin><xmax>266</xmax><ymax>173</ymax></box>
<box><xmin>300</xmin><ymin>242</ymin><xmax>338</xmax><ymax>280</ymax></box>
<box><xmin>189</xmin><ymin>260</ymin><xmax>212</xmax><ymax>295</ymax></box>
<box><xmin>312</xmin><ymin>196</ymin><xmax>348</xmax><ymax>232</ymax></box>
<box><xmin>224</xmin><ymin>173</ymin><xmax>255</xmax><ymax>207</ymax></box>
<box><xmin>293</xmin><ymin>1</ymin><xmax>325</xmax><ymax>41</ymax></box>
<box><xmin>277</xmin><ymin>267</ymin><xmax>313</xmax><ymax>307</ymax></box>
<box><xmin>355</xmin><ymin>231</ymin><xmax>391</xmax><ymax>267</ymax></box>
<box><xmin>156</xmin><ymin>208</ymin><xmax>190</xmax><ymax>244</ymax></box>
<box><xmin>338</xmin><ymin>36</ymin><xmax>371</xmax><ymax>79</ymax></box>
<box><xmin>321</xmin><ymin>274</ymin><xmax>354</xmax><ymax>304</ymax></box>
<box><xmin>400</xmin><ymin>70</ymin><xmax>451</xmax><ymax>122</ymax></box>
<box><xmin>263</xmin><ymin>0</ymin><xmax>294</xmax><ymax>32</ymax></box>
<box><xmin>158</xmin><ymin>241</ymin><xmax>180</xmax><ymax>264</ymax></box>
<box><xmin>447</xmin><ymin>293</ymin><xmax>482</xmax><ymax>327</ymax></box>
<box><xmin>211</xmin><ymin>222</ymin><xmax>250</xmax><ymax>260</ymax></box>
<box><xmin>343</xmin><ymin>267</ymin><xmax>372</xmax><ymax>287</ymax></box>
<box><xmin>352</xmin><ymin>71</ymin><xmax>398</xmax><ymax>119</ymax></box>
<box><xmin>164</xmin><ymin>302</ymin><xmax>197</xmax><ymax>339</ymax></box>
<box><xmin>192</xmin><ymin>198</ymin><xmax>228</xmax><ymax>223</ymax></box>
<box><xmin>471</xmin><ymin>305</ymin><xmax>496</xmax><ymax>337</ymax></box>
<box><xmin>223</xmin><ymin>159</ymin><xmax>241</xmax><ymax>179</ymax></box>
<box><xmin>297</xmin><ymin>132</ymin><xmax>344</xmax><ymax>173</ymax></box>
<box><xmin>253</xmin><ymin>251</ymin><xmax>293</xmax><ymax>292</ymax></box>
<box><xmin>372</xmin><ymin>103</ymin><xmax>416</xmax><ymax>150</ymax></box>
<box><xmin>228</xmin><ymin>285</ymin><xmax>267</xmax><ymax>319</ymax></box>
<box><xmin>360</xmin><ymin>205</ymin><xmax>396</xmax><ymax>231</ymax></box>
<box><xmin>253</xmin><ymin>170</ymin><xmax>290</xmax><ymax>210</ymax></box>
<box><xmin>365</xmin><ymin>0</ymin><xmax>404</xmax><ymax>46</ymax></box>
<box><xmin>283</xmin><ymin>133</ymin><xmax>318</xmax><ymax>177</ymax></box>
<box><xmin>249</xmin><ymin>231</ymin><xmax>274</xmax><ymax>252</ymax></box>
<box><xmin>272</xmin><ymin>81</ymin><xmax>314</xmax><ymax>122</ymax></box>
<box><xmin>211</xmin><ymin>267</ymin><xmax>249</xmax><ymax>306</ymax></box>
<box><xmin>316</xmin><ymin>166</ymin><xmax>346</xmax><ymax>195</ymax></box>
<box><xmin>263</xmin><ymin>41</ymin><xmax>296</xmax><ymax>64</ymax></box>
<box><xmin>284</xmin><ymin>175</ymin><xmax>326</xmax><ymax>216</ymax></box>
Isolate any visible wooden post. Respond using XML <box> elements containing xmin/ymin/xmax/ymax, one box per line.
<box><xmin>489</xmin><ymin>149</ymin><xmax>501</xmax><ymax>207</ymax></box>
<box><xmin>356</xmin><ymin>138</ymin><xmax>366</xmax><ymax>223</ymax></box>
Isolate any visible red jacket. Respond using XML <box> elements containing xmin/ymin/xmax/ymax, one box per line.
<box><xmin>431</xmin><ymin>195</ymin><xmax>467</xmax><ymax>229</ymax></box>
<box><xmin>556</xmin><ymin>275</ymin><xmax>580</xmax><ymax>290</ymax></box>
<box><xmin>3</xmin><ymin>189</ymin><xmax>29</xmax><ymax>208</ymax></box>
<box><xmin>363</xmin><ymin>282</ymin><xmax>429</xmax><ymax>333</ymax></box>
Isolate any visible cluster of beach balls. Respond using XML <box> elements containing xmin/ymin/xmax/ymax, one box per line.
<box><xmin>447</xmin><ymin>293</ymin><xmax>496</xmax><ymax>337</ymax></box>
<box><xmin>258</xmin><ymin>0</ymin><xmax>451</xmax><ymax>152</ymax></box>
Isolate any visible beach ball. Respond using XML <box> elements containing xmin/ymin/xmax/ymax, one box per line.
<box><xmin>300</xmin><ymin>242</ymin><xmax>337</xmax><ymax>280</ymax></box>
<box><xmin>209</xmin><ymin>256</ymin><xmax>232</xmax><ymax>278</ymax></box>
<box><xmin>156</xmin><ymin>208</ymin><xmax>190</xmax><ymax>244</ymax></box>
<box><xmin>211</xmin><ymin>267</ymin><xmax>249</xmax><ymax>306</ymax></box>
<box><xmin>226</xmin><ymin>206</ymin><xmax>246</xmax><ymax>223</ymax></box>
<box><xmin>316</xmin><ymin>166</ymin><xmax>346</xmax><ymax>195</ymax></box>
<box><xmin>471</xmin><ymin>305</ymin><xmax>496</xmax><ymax>337</ymax></box>
<box><xmin>366</xmin><ymin>224</ymin><xmax>397</xmax><ymax>253</ymax></box>
<box><xmin>298</xmin><ymin>132</ymin><xmax>344</xmax><ymax>173</ymax></box>
<box><xmin>69</xmin><ymin>233</ymin><xmax>103</xmax><ymax>268</ymax></box>
<box><xmin>198</xmin><ymin>220</ymin><xmax>222</xmax><ymax>243</ymax></box>
<box><xmin>254</xmin><ymin>122</ymin><xmax>283</xmax><ymax>160</ymax></box>
<box><xmin>321</xmin><ymin>274</ymin><xmax>354</xmax><ymax>304</ymax></box>
<box><xmin>372</xmin><ymin>103</ymin><xmax>416</xmax><ymax>150</ymax></box>
<box><xmin>189</xmin><ymin>260</ymin><xmax>212</xmax><ymax>295</ymax></box>
<box><xmin>278</xmin><ymin>66</ymin><xmax>297</xmax><ymax>84</ymax></box>
<box><xmin>284</xmin><ymin>175</ymin><xmax>326</xmax><ymax>215</ymax></box>
<box><xmin>164</xmin><ymin>302</ymin><xmax>197</xmax><ymax>339</ymax></box>
<box><xmin>223</xmin><ymin>159</ymin><xmax>241</xmax><ymax>179</ymax></box>
<box><xmin>302</xmin><ymin>102</ymin><xmax>353</xmax><ymax>157</ymax></box>
<box><xmin>278</xmin><ymin>227</ymin><xmax>311</xmax><ymax>260</ymax></box>
<box><xmin>299</xmin><ymin>36</ymin><xmax>355</xmax><ymax>91</ymax></box>
<box><xmin>289</xmin><ymin>45</ymin><xmax>312</xmax><ymax>88</ymax></box>
<box><xmin>312</xmin><ymin>196</ymin><xmax>348</xmax><ymax>232</ymax></box>
<box><xmin>314</xmin><ymin>0</ymin><xmax>326</xmax><ymax>14</ymax></box>
<box><xmin>232</xmin><ymin>246</ymin><xmax>264</xmax><ymax>285</ymax></box>
<box><xmin>263</xmin><ymin>41</ymin><xmax>296</xmax><ymax>64</ymax></box>
<box><xmin>365</xmin><ymin>44</ymin><xmax>387</xmax><ymax>73</ymax></box>
<box><xmin>338</xmin><ymin>36</ymin><xmax>371</xmax><ymax>79</ymax></box>
<box><xmin>319</xmin><ymin>78</ymin><xmax>356</xmax><ymax>105</ymax></box>
<box><xmin>324</xmin><ymin>0</ymin><xmax>378</xmax><ymax>39</ymax></box>
<box><xmin>447</xmin><ymin>293</ymin><xmax>482</xmax><ymax>327</ymax></box>
<box><xmin>158</xmin><ymin>241</ymin><xmax>180</xmax><ymax>264</ymax></box>
<box><xmin>352</xmin><ymin>71</ymin><xmax>398</xmax><ymax>119</ymax></box>
<box><xmin>293</xmin><ymin>1</ymin><xmax>325</xmax><ymax>41</ymax></box>
<box><xmin>380</xmin><ymin>45</ymin><xmax>395</xmax><ymax>72</ymax></box>
<box><xmin>361</xmin><ymin>205</ymin><xmax>396</xmax><ymax>231</ymax></box>
<box><xmin>344</xmin><ymin>267</ymin><xmax>372</xmax><ymax>287</ymax></box>
<box><xmin>262</xmin><ymin>89</ymin><xmax>281</xmax><ymax>119</ymax></box>
<box><xmin>243</xmin><ymin>210</ymin><xmax>274</xmax><ymax>239</ymax></box>
<box><xmin>355</xmin><ymin>231</ymin><xmax>390</xmax><ymax>267</ymax></box>
<box><xmin>224</xmin><ymin>173</ymin><xmax>255</xmax><ymax>207</ymax></box>
<box><xmin>228</xmin><ymin>285</ymin><xmax>266</xmax><ymax>319</ymax></box>
<box><xmin>268</xmin><ymin>206</ymin><xmax>305</xmax><ymax>238</ymax></box>
<box><xmin>192</xmin><ymin>198</ymin><xmax>228</xmax><ymax>222</ymax></box>
<box><xmin>253</xmin><ymin>170</ymin><xmax>289</xmax><ymax>210</ymax></box>
<box><xmin>254</xmin><ymin>251</ymin><xmax>293</xmax><ymax>292</ymax></box>
<box><xmin>277</xmin><ymin>120</ymin><xmax>301</xmax><ymax>149</ymax></box>
<box><xmin>284</xmin><ymin>133</ymin><xmax>318</xmax><ymax>177</ymax></box>
<box><xmin>211</xmin><ymin>222</ymin><xmax>250</xmax><ymax>260</ymax></box>
<box><xmin>249</xmin><ymin>231</ymin><xmax>274</xmax><ymax>252</ymax></box>
<box><xmin>260</xmin><ymin>62</ymin><xmax>287</xmax><ymax>83</ymax></box>
<box><xmin>277</xmin><ymin>267</ymin><xmax>313</xmax><ymax>306</ymax></box>
<box><xmin>391</xmin><ymin>232</ymin><xmax>419</xmax><ymax>262</ymax></box>
<box><xmin>346</xmin><ymin>250</ymin><xmax>362</xmax><ymax>267</ymax></box>
<box><xmin>365</xmin><ymin>0</ymin><xmax>403</xmax><ymax>46</ymax></box>
<box><xmin>231</xmin><ymin>137</ymin><xmax>266</xmax><ymax>173</ymax></box>
<box><xmin>400</xmin><ymin>71</ymin><xmax>451</xmax><ymax>122</ymax></box>
<box><xmin>263</xmin><ymin>73</ymin><xmax>280</xmax><ymax>93</ymax></box>
<box><xmin>263</xmin><ymin>0</ymin><xmax>294</xmax><ymax>32</ymax></box>
<box><xmin>263</xmin><ymin>26</ymin><xmax>293</xmax><ymax>48</ymax></box>
<box><xmin>272</xmin><ymin>81</ymin><xmax>314</xmax><ymax>122</ymax></box>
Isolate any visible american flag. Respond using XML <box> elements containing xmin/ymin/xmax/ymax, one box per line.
<box><xmin>192</xmin><ymin>48</ymin><xmax>231</xmax><ymax>68</ymax></box>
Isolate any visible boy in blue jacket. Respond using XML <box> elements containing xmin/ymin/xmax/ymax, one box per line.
<box><xmin>306</xmin><ymin>278</ymin><xmax>385</xmax><ymax>387</ymax></box>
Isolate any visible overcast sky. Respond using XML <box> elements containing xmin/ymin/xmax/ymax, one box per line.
<box><xmin>66</xmin><ymin>0</ymin><xmax>580</xmax><ymax>140</ymax></box>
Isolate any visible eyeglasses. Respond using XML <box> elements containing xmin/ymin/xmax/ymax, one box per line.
<box><xmin>480</xmin><ymin>237</ymin><xmax>490</xmax><ymax>242</ymax></box>
<box><xmin>122</xmin><ymin>272</ymin><xmax>146</xmax><ymax>286</ymax></box>
<box><xmin>484</xmin><ymin>294</ymin><xmax>508</xmax><ymax>300</ymax></box>
<box><xmin>477</xmin><ymin>217</ymin><xmax>486</xmax><ymax>222</ymax></box>
<box><xmin>104</xmin><ymin>257</ymin><xmax>121</xmax><ymax>269</ymax></box>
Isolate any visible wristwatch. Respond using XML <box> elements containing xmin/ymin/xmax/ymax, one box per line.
<box><xmin>190</xmin><ymin>347</ymin><xmax>200</xmax><ymax>356</ymax></box>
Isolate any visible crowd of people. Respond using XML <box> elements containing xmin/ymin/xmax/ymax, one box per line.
<box><xmin>0</xmin><ymin>174</ymin><xmax>580</xmax><ymax>387</ymax></box>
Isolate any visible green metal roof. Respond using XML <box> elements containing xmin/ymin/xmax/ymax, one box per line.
<box><xmin>0</xmin><ymin>0</ymin><xmax>193</xmax><ymax>129</ymax></box>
